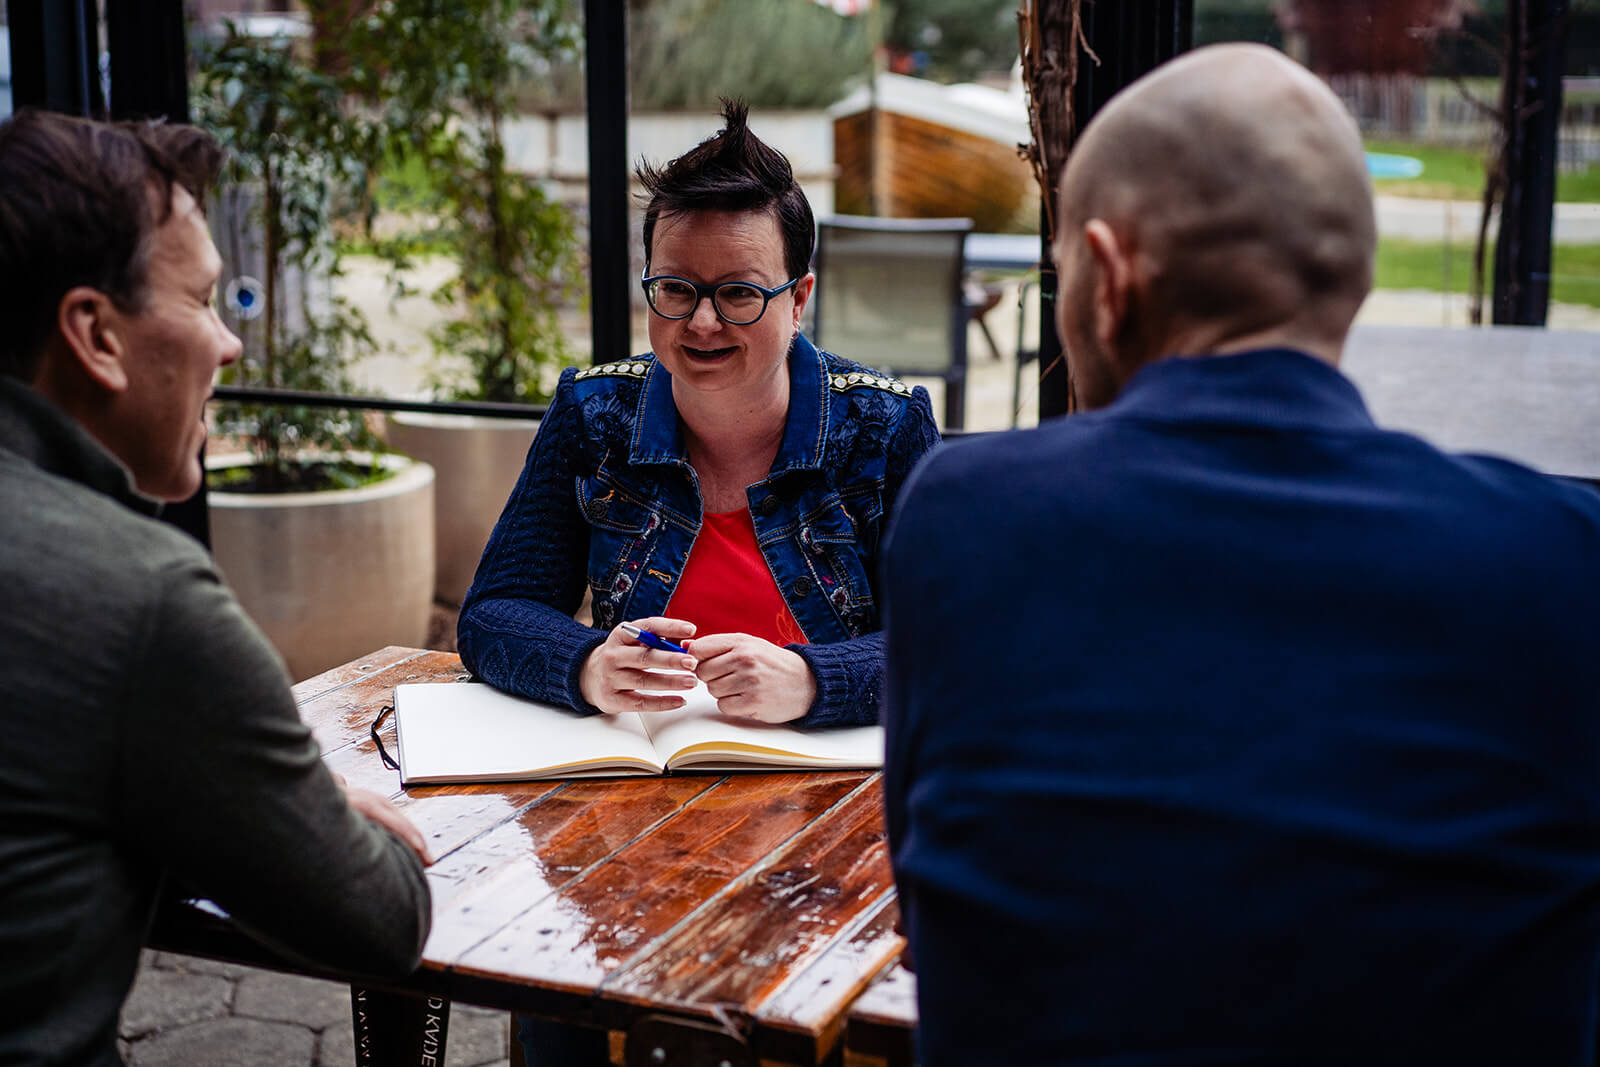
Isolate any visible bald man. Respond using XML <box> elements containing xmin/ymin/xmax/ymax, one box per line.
<box><xmin>882</xmin><ymin>44</ymin><xmax>1600</xmax><ymax>1065</ymax></box>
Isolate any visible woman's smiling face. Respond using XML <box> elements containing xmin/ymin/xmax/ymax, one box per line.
<box><xmin>645</xmin><ymin>208</ymin><xmax>813</xmax><ymax>398</ymax></box>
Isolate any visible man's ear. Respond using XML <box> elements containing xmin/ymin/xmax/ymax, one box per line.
<box><xmin>1083</xmin><ymin>219</ymin><xmax>1133</xmax><ymax>357</ymax></box>
<box><xmin>56</xmin><ymin>286</ymin><xmax>130</xmax><ymax>393</ymax></box>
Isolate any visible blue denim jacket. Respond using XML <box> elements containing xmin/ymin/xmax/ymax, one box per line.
<box><xmin>457</xmin><ymin>333</ymin><xmax>940</xmax><ymax>728</ymax></box>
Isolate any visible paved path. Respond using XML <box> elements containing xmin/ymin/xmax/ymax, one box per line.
<box><xmin>119</xmin><ymin>951</ymin><xmax>511</xmax><ymax>1067</ymax></box>
<box><xmin>1376</xmin><ymin>194</ymin><xmax>1600</xmax><ymax>243</ymax></box>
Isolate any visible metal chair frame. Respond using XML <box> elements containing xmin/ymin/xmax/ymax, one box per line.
<box><xmin>811</xmin><ymin>214</ymin><xmax>975</xmax><ymax>430</ymax></box>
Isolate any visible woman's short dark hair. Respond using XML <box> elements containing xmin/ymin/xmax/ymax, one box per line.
<box><xmin>637</xmin><ymin>99</ymin><xmax>815</xmax><ymax>282</ymax></box>
<box><xmin>0</xmin><ymin>110</ymin><xmax>224</xmax><ymax>381</ymax></box>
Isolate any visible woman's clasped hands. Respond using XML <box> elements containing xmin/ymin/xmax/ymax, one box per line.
<box><xmin>578</xmin><ymin>616</ymin><xmax>699</xmax><ymax>715</ymax></box>
<box><xmin>579</xmin><ymin>616</ymin><xmax>817</xmax><ymax>724</ymax></box>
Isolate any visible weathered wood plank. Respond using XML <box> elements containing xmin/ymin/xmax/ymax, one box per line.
<box><xmin>601</xmin><ymin>776</ymin><xmax>894</xmax><ymax>1027</ymax></box>
<box><xmin>756</xmin><ymin>896</ymin><xmax>903</xmax><ymax>1035</ymax></box>
<box><xmin>305</xmin><ymin>660</ymin><xmax>719</xmax><ymax>870</ymax></box>
<box><xmin>846</xmin><ymin>959</ymin><xmax>915</xmax><ymax>1029</ymax></box>
<box><xmin>397</xmin><ymin>782</ymin><xmax>573</xmax><ymax>870</ymax></box>
<box><xmin>296</xmin><ymin>649</ymin><xmax>467</xmax><ymax>758</ymax></box>
<box><xmin>424</xmin><ymin>775</ymin><xmax>721</xmax><ymax>963</ymax></box>
<box><xmin>843</xmin><ymin>960</ymin><xmax>916</xmax><ymax>1067</ymax></box>
<box><xmin>450</xmin><ymin>772</ymin><xmax>871</xmax><ymax>993</ymax></box>
<box><xmin>289</xmin><ymin>645</ymin><xmax>425</xmax><ymax>705</ymax></box>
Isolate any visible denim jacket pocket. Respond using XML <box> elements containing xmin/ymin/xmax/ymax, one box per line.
<box><xmin>579</xmin><ymin>478</ymin><xmax>657</xmax><ymax>535</ymax></box>
<box><xmin>796</xmin><ymin>499</ymin><xmax>877</xmax><ymax>637</ymax></box>
<box><xmin>578</xmin><ymin>478</ymin><xmax>665</xmax><ymax>628</ymax></box>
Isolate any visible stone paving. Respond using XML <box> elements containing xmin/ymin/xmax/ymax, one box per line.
<box><xmin>119</xmin><ymin>951</ymin><xmax>511</xmax><ymax>1067</ymax></box>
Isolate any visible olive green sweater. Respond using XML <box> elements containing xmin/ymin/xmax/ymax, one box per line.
<box><xmin>0</xmin><ymin>378</ymin><xmax>431</xmax><ymax>1067</ymax></box>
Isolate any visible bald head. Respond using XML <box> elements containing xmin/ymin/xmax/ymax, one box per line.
<box><xmin>1053</xmin><ymin>44</ymin><xmax>1376</xmax><ymax>404</ymax></box>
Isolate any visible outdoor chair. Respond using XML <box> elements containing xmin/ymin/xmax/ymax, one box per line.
<box><xmin>1011</xmin><ymin>281</ymin><xmax>1043</xmax><ymax>427</ymax></box>
<box><xmin>811</xmin><ymin>215</ymin><xmax>977</xmax><ymax>430</ymax></box>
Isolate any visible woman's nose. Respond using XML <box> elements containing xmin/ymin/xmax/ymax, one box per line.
<box><xmin>686</xmin><ymin>294</ymin><xmax>723</xmax><ymax>332</ymax></box>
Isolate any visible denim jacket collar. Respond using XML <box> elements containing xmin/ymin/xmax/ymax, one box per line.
<box><xmin>773</xmin><ymin>333</ymin><xmax>829</xmax><ymax>475</ymax></box>
<box><xmin>627</xmin><ymin>333</ymin><xmax>830</xmax><ymax>475</ymax></box>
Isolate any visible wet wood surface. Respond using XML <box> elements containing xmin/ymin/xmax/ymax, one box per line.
<box><xmin>843</xmin><ymin>960</ymin><xmax>917</xmax><ymax>1067</ymax></box>
<box><xmin>273</xmin><ymin>649</ymin><xmax>910</xmax><ymax>1064</ymax></box>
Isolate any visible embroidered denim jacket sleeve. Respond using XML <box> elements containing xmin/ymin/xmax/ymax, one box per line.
<box><xmin>457</xmin><ymin>369</ymin><xmax>607</xmax><ymax>713</ymax></box>
<box><xmin>791</xmin><ymin>384</ymin><xmax>941</xmax><ymax>729</ymax></box>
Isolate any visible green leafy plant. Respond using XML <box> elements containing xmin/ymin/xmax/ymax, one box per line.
<box><xmin>356</xmin><ymin>0</ymin><xmax>585</xmax><ymax>405</ymax></box>
<box><xmin>194</xmin><ymin>27</ymin><xmax>385</xmax><ymax>490</ymax></box>
<box><xmin>884</xmin><ymin>0</ymin><xmax>1018</xmax><ymax>84</ymax></box>
<box><xmin>627</xmin><ymin>0</ymin><xmax>874</xmax><ymax>110</ymax></box>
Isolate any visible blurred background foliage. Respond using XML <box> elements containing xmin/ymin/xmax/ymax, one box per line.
<box><xmin>626</xmin><ymin>0</ymin><xmax>871</xmax><ymax>109</ymax></box>
<box><xmin>517</xmin><ymin>0</ymin><xmax>873</xmax><ymax>110</ymax></box>
<box><xmin>195</xmin><ymin>28</ymin><xmax>385</xmax><ymax>486</ymax></box>
<box><xmin>881</xmin><ymin>0</ymin><xmax>1018</xmax><ymax>83</ymax></box>
<box><xmin>346</xmin><ymin>0</ymin><xmax>585</xmax><ymax>404</ymax></box>
<box><xmin>513</xmin><ymin>0</ymin><xmax>1021</xmax><ymax>113</ymax></box>
<box><xmin>1195</xmin><ymin>0</ymin><xmax>1600</xmax><ymax>74</ymax></box>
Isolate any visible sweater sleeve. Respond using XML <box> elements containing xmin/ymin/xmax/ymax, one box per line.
<box><xmin>117</xmin><ymin>558</ymin><xmax>431</xmax><ymax>979</ymax></box>
<box><xmin>457</xmin><ymin>370</ymin><xmax>607</xmax><ymax>712</ymax></box>
<box><xmin>792</xmin><ymin>384</ymin><xmax>942</xmax><ymax>729</ymax></box>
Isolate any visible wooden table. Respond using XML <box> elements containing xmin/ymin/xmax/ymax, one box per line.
<box><xmin>149</xmin><ymin>647</ymin><xmax>911</xmax><ymax>1066</ymax></box>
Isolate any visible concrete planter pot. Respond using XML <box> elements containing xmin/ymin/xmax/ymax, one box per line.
<box><xmin>207</xmin><ymin>453</ymin><xmax>436</xmax><ymax>682</ymax></box>
<box><xmin>385</xmin><ymin>412</ymin><xmax>539</xmax><ymax>606</ymax></box>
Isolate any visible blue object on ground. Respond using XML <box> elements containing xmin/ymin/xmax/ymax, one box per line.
<box><xmin>1366</xmin><ymin>152</ymin><xmax>1424</xmax><ymax>179</ymax></box>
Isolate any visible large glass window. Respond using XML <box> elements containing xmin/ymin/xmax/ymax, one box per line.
<box><xmin>1198</xmin><ymin>0</ymin><xmax>1600</xmax><ymax>334</ymax></box>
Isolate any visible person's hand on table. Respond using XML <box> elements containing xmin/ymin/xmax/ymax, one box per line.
<box><xmin>580</xmin><ymin>616</ymin><xmax>700</xmax><ymax>715</ymax></box>
<box><xmin>688</xmin><ymin>633</ymin><xmax>817</xmax><ymax>724</ymax></box>
<box><xmin>331</xmin><ymin>772</ymin><xmax>433</xmax><ymax>866</ymax></box>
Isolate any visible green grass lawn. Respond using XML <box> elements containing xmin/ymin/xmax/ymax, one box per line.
<box><xmin>1366</xmin><ymin>138</ymin><xmax>1600</xmax><ymax>204</ymax></box>
<box><xmin>1377</xmin><ymin>238</ymin><xmax>1600</xmax><ymax>308</ymax></box>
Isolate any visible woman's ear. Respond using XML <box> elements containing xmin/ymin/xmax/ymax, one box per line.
<box><xmin>56</xmin><ymin>286</ymin><xmax>130</xmax><ymax>393</ymax></box>
<box><xmin>790</xmin><ymin>271</ymin><xmax>816</xmax><ymax>329</ymax></box>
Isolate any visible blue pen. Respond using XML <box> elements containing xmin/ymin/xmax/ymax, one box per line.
<box><xmin>620</xmin><ymin>622</ymin><xmax>690</xmax><ymax>656</ymax></box>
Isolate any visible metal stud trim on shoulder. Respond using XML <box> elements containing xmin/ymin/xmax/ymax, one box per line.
<box><xmin>575</xmin><ymin>360</ymin><xmax>652</xmax><ymax>381</ymax></box>
<box><xmin>828</xmin><ymin>370</ymin><xmax>913</xmax><ymax>396</ymax></box>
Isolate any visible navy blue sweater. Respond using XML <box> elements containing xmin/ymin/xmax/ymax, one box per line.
<box><xmin>883</xmin><ymin>349</ymin><xmax>1600</xmax><ymax>1065</ymax></box>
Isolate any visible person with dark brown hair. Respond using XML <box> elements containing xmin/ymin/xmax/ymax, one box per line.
<box><xmin>459</xmin><ymin>99</ymin><xmax>938</xmax><ymax>730</ymax></box>
<box><xmin>0</xmin><ymin>109</ymin><xmax>432</xmax><ymax>1066</ymax></box>
<box><xmin>458</xmin><ymin>98</ymin><xmax>939</xmax><ymax>1065</ymax></box>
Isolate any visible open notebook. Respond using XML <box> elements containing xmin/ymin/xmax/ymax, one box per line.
<box><xmin>391</xmin><ymin>679</ymin><xmax>884</xmax><ymax>784</ymax></box>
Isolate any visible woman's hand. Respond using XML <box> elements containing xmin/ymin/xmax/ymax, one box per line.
<box><xmin>579</xmin><ymin>616</ymin><xmax>699</xmax><ymax>715</ymax></box>
<box><xmin>688</xmin><ymin>633</ymin><xmax>817</xmax><ymax>724</ymax></box>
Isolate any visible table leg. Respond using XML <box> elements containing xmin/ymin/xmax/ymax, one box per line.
<box><xmin>350</xmin><ymin>986</ymin><xmax>451</xmax><ymax>1066</ymax></box>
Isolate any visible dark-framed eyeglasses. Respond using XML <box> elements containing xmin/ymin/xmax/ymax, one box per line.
<box><xmin>640</xmin><ymin>273</ymin><xmax>801</xmax><ymax>326</ymax></box>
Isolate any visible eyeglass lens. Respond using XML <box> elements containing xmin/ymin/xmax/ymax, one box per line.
<box><xmin>648</xmin><ymin>279</ymin><xmax>769</xmax><ymax>324</ymax></box>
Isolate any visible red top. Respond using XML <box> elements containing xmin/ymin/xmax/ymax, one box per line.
<box><xmin>667</xmin><ymin>508</ymin><xmax>809</xmax><ymax>646</ymax></box>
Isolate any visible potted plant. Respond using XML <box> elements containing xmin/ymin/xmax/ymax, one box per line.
<box><xmin>196</xmin><ymin>26</ymin><xmax>436</xmax><ymax>681</ymax></box>
<box><xmin>358</xmin><ymin>0</ymin><xmax>586</xmax><ymax>606</ymax></box>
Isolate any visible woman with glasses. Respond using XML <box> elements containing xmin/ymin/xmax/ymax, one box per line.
<box><xmin>458</xmin><ymin>95</ymin><xmax>938</xmax><ymax>1067</ymax></box>
<box><xmin>459</xmin><ymin>97</ymin><xmax>937</xmax><ymax>736</ymax></box>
